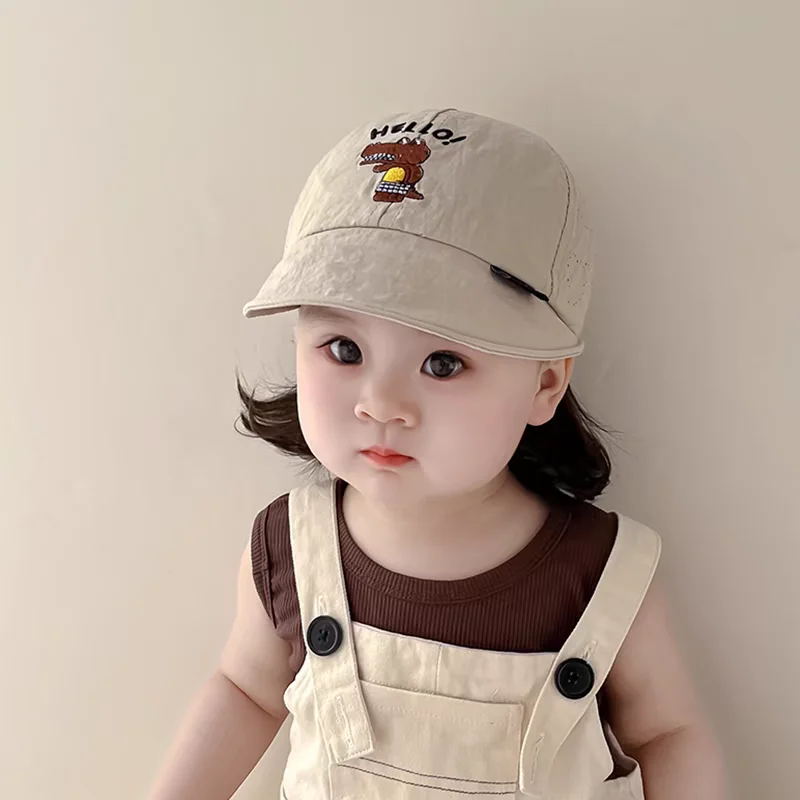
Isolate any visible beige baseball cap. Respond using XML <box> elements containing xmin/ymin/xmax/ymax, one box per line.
<box><xmin>243</xmin><ymin>108</ymin><xmax>593</xmax><ymax>360</ymax></box>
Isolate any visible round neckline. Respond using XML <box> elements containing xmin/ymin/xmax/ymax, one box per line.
<box><xmin>334</xmin><ymin>479</ymin><xmax>572</xmax><ymax>604</ymax></box>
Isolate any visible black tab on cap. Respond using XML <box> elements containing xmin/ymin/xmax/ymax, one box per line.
<box><xmin>490</xmin><ymin>265</ymin><xmax>550</xmax><ymax>302</ymax></box>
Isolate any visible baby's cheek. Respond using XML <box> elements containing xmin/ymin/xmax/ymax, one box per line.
<box><xmin>298</xmin><ymin>384</ymin><xmax>325</xmax><ymax>430</ymax></box>
<box><xmin>464</xmin><ymin>402</ymin><xmax>529</xmax><ymax>466</ymax></box>
<box><xmin>297</xmin><ymin>378</ymin><xmax>349</xmax><ymax>454</ymax></box>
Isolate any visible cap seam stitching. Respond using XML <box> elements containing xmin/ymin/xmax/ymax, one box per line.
<box><xmin>550</xmin><ymin>160</ymin><xmax>572</xmax><ymax>298</ymax></box>
<box><xmin>375</xmin><ymin>108</ymin><xmax>454</xmax><ymax>229</ymax></box>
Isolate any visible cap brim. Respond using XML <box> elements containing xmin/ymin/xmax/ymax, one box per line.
<box><xmin>243</xmin><ymin>227</ymin><xmax>583</xmax><ymax>360</ymax></box>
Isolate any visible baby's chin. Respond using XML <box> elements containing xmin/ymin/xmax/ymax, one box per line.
<box><xmin>341</xmin><ymin>460</ymin><xmax>480</xmax><ymax>510</ymax></box>
<box><xmin>334</xmin><ymin>458</ymin><xmax>425</xmax><ymax>505</ymax></box>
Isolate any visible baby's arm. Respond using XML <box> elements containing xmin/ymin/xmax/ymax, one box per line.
<box><xmin>148</xmin><ymin>539</ymin><xmax>296</xmax><ymax>800</ymax></box>
<box><xmin>605</xmin><ymin>578</ymin><xmax>728</xmax><ymax>799</ymax></box>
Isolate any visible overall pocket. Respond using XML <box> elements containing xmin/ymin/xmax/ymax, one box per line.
<box><xmin>329</xmin><ymin>680</ymin><xmax>524</xmax><ymax>799</ymax></box>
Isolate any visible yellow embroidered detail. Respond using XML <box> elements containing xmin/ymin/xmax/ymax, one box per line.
<box><xmin>383</xmin><ymin>167</ymin><xmax>406</xmax><ymax>183</ymax></box>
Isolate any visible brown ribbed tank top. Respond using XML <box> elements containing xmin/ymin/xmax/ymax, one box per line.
<box><xmin>251</xmin><ymin>480</ymin><xmax>618</xmax><ymax>676</ymax></box>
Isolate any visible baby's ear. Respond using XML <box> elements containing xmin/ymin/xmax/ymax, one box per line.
<box><xmin>528</xmin><ymin>358</ymin><xmax>574</xmax><ymax>426</ymax></box>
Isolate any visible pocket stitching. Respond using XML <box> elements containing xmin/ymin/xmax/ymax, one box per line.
<box><xmin>338</xmin><ymin>763</ymin><xmax>517</xmax><ymax>796</ymax></box>
<box><xmin>360</xmin><ymin>756</ymin><xmax>517</xmax><ymax>786</ymax></box>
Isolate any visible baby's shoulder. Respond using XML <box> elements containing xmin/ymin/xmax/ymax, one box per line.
<box><xmin>555</xmin><ymin>499</ymin><xmax>619</xmax><ymax>559</ymax></box>
<box><xmin>250</xmin><ymin>491</ymin><xmax>294</xmax><ymax>616</ymax></box>
<box><xmin>560</xmin><ymin>500</ymin><xmax>662</xmax><ymax>580</ymax></box>
<box><xmin>552</xmin><ymin>501</ymin><xmax>661</xmax><ymax>612</ymax></box>
<box><xmin>566</xmin><ymin>499</ymin><xmax>617</xmax><ymax>529</ymax></box>
<box><xmin>251</xmin><ymin>490</ymin><xmax>291</xmax><ymax>555</ymax></box>
<box><xmin>561</xmin><ymin>500</ymin><xmax>661</xmax><ymax>549</ymax></box>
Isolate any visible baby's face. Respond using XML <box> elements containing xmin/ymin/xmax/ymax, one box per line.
<box><xmin>294</xmin><ymin>306</ymin><xmax>547</xmax><ymax>507</ymax></box>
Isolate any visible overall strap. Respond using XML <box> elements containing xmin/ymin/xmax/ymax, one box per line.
<box><xmin>518</xmin><ymin>515</ymin><xmax>661</xmax><ymax>797</ymax></box>
<box><xmin>288</xmin><ymin>479</ymin><xmax>375</xmax><ymax>763</ymax></box>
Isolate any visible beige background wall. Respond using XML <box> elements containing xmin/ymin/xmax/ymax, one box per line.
<box><xmin>2</xmin><ymin>2</ymin><xmax>798</xmax><ymax>798</ymax></box>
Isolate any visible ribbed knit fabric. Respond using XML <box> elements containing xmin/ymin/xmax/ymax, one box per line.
<box><xmin>251</xmin><ymin>479</ymin><xmax>618</xmax><ymax>677</ymax></box>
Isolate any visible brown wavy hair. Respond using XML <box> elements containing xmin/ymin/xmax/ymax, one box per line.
<box><xmin>236</xmin><ymin>373</ymin><xmax>614</xmax><ymax>505</ymax></box>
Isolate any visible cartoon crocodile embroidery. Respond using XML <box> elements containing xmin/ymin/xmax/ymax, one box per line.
<box><xmin>359</xmin><ymin>136</ymin><xmax>432</xmax><ymax>203</ymax></box>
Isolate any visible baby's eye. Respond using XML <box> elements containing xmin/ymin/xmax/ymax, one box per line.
<box><xmin>327</xmin><ymin>338</ymin><xmax>362</xmax><ymax>365</ymax></box>
<box><xmin>423</xmin><ymin>352</ymin><xmax>464</xmax><ymax>379</ymax></box>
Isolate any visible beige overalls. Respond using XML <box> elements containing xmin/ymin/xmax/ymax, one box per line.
<box><xmin>279</xmin><ymin>480</ymin><xmax>661</xmax><ymax>799</ymax></box>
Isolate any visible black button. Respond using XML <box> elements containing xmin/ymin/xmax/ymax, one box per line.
<box><xmin>554</xmin><ymin>658</ymin><xmax>595</xmax><ymax>700</ymax></box>
<box><xmin>307</xmin><ymin>616</ymin><xmax>343</xmax><ymax>657</ymax></box>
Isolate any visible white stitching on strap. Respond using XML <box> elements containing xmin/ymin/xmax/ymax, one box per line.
<box><xmin>581</xmin><ymin>639</ymin><xmax>598</xmax><ymax>661</ymax></box>
<box><xmin>334</xmin><ymin>693</ymin><xmax>354</xmax><ymax>754</ymax></box>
